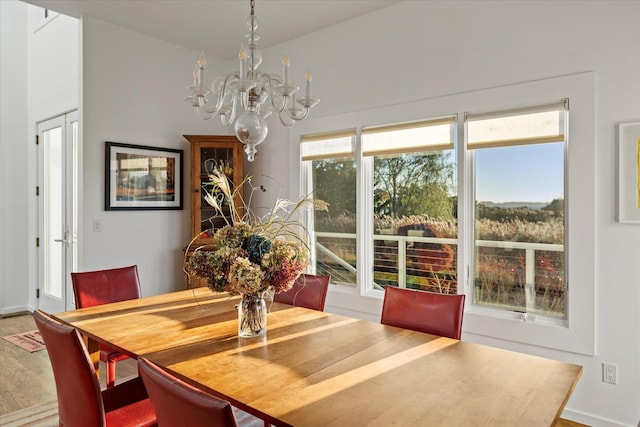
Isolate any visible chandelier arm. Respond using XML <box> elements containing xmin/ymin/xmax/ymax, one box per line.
<box><xmin>193</xmin><ymin>106</ymin><xmax>217</xmax><ymax>120</ymax></box>
<box><xmin>240</xmin><ymin>91</ymin><xmax>249</xmax><ymax>112</ymax></box>
<box><xmin>262</xmin><ymin>73</ymin><xmax>281</xmax><ymax>87</ymax></box>
<box><xmin>263</xmin><ymin>74</ymin><xmax>287</xmax><ymax>114</ymax></box>
<box><xmin>220</xmin><ymin>112</ymin><xmax>234</xmax><ymax>127</ymax></box>
<box><xmin>286</xmin><ymin>107</ymin><xmax>310</xmax><ymax>122</ymax></box>
<box><xmin>220</xmin><ymin>95</ymin><xmax>238</xmax><ymax>127</ymax></box>
<box><xmin>277</xmin><ymin>111</ymin><xmax>296</xmax><ymax>127</ymax></box>
<box><xmin>198</xmin><ymin>72</ymin><xmax>238</xmax><ymax>116</ymax></box>
<box><xmin>197</xmin><ymin>94</ymin><xmax>222</xmax><ymax>116</ymax></box>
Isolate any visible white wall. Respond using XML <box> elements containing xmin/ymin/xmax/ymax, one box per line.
<box><xmin>2</xmin><ymin>0</ymin><xmax>638</xmax><ymax>424</ymax></box>
<box><xmin>26</xmin><ymin>7</ymin><xmax>79</xmax><ymax>311</ymax></box>
<box><xmin>253</xmin><ymin>1</ymin><xmax>639</xmax><ymax>425</ymax></box>
<box><xmin>0</xmin><ymin>1</ymin><xmax>29</xmax><ymax>314</ymax></box>
<box><xmin>1</xmin><ymin>3</ymin><xmax>234</xmax><ymax>307</ymax></box>
<box><xmin>0</xmin><ymin>2</ymin><xmax>78</xmax><ymax>314</ymax></box>
<box><xmin>79</xmin><ymin>16</ymin><xmax>233</xmax><ymax>296</ymax></box>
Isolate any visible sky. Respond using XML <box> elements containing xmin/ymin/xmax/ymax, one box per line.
<box><xmin>475</xmin><ymin>143</ymin><xmax>564</xmax><ymax>204</ymax></box>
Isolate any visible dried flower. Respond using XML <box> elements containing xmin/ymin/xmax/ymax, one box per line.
<box><xmin>184</xmin><ymin>167</ymin><xmax>311</xmax><ymax>296</ymax></box>
<box><xmin>243</xmin><ymin>234</ymin><xmax>272</xmax><ymax>265</ymax></box>
<box><xmin>228</xmin><ymin>257</ymin><xmax>265</xmax><ymax>294</ymax></box>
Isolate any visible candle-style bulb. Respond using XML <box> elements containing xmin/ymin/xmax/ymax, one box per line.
<box><xmin>283</xmin><ymin>56</ymin><xmax>290</xmax><ymax>87</ymax></box>
<box><xmin>197</xmin><ymin>52</ymin><xmax>206</xmax><ymax>69</ymax></box>
<box><xmin>305</xmin><ymin>71</ymin><xmax>311</xmax><ymax>99</ymax></box>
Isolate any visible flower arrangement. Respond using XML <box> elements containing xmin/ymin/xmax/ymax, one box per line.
<box><xmin>184</xmin><ymin>166</ymin><xmax>315</xmax><ymax>337</ymax></box>
<box><xmin>184</xmin><ymin>166</ymin><xmax>313</xmax><ymax>313</ymax></box>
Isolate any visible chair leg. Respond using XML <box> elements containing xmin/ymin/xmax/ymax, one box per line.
<box><xmin>106</xmin><ymin>358</ymin><xmax>116</xmax><ymax>389</ymax></box>
<box><xmin>264</xmin><ymin>421</ymin><xmax>271</xmax><ymax>427</ymax></box>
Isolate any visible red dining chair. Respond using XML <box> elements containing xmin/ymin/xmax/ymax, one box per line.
<box><xmin>380</xmin><ymin>286</ymin><xmax>465</xmax><ymax>339</ymax></box>
<box><xmin>138</xmin><ymin>358</ymin><xmax>238</xmax><ymax>427</ymax></box>
<box><xmin>33</xmin><ymin>310</ymin><xmax>157</xmax><ymax>427</ymax></box>
<box><xmin>72</xmin><ymin>265</ymin><xmax>142</xmax><ymax>388</ymax></box>
<box><xmin>273</xmin><ymin>273</ymin><xmax>330</xmax><ymax>311</ymax></box>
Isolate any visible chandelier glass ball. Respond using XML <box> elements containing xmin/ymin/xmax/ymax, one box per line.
<box><xmin>234</xmin><ymin>111</ymin><xmax>268</xmax><ymax>162</ymax></box>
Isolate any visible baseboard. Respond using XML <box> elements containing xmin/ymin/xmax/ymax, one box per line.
<box><xmin>0</xmin><ymin>306</ymin><xmax>30</xmax><ymax>316</ymax></box>
<box><xmin>562</xmin><ymin>408</ymin><xmax>635</xmax><ymax>427</ymax></box>
<box><xmin>0</xmin><ymin>400</ymin><xmax>58</xmax><ymax>427</ymax></box>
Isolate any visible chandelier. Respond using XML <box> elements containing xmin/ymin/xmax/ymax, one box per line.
<box><xmin>185</xmin><ymin>0</ymin><xmax>320</xmax><ymax>162</ymax></box>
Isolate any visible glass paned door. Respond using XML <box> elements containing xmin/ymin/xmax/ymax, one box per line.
<box><xmin>37</xmin><ymin>112</ymin><xmax>78</xmax><ymax>313</ymax></box>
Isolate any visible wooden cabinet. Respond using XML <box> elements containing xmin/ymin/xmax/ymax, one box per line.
<box><xmin>183</xmin><ymin>135</ymin><xmax>243</xmax><ymax>288</ymax></box>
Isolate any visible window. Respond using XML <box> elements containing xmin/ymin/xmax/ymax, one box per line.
<box><xmin>294</xmin><ymin>73</ymin><xmax>595</xmax><ymax>355</ymax></box>
<box><xmin>301</xmin><ymin>131</ymin><xmax>357</xmax><ymax>286</ymax></box>
<box><xmin>362</xmin><ymin>118</ymin><xmax>458</xmax><ymax>294</ymax></box>
<box><xmin>467</xmin><ymin>102</ymin><xmax>567</xmax><ymax>318</ymax></box>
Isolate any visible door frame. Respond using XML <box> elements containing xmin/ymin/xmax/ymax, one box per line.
<box><xmin>36</xmin><ymin>110</ymin><xmax>78</xmax><ymax>312</ymax></box>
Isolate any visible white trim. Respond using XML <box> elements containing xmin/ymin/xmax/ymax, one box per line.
<box><xmin>561</xmin><ymin>408</ymin><xmax>632</xmax><ymax>427</ymax></box>
<box><xmin>30</xmin><ymin>5</ymin><xmax>59</xmax><ymax>33</ymax></box>
<box><xmin>0</xmin><ymin>305</ymin><xmax>30</xmax><ymax>316</ymax></box>
<box><xmin>462</xmin><ymin>72</ymin><xmax>595</xmax><ymax>355</ymax></box>
<box><xmin>291</xmin><ymin>72</ymin><xmax>595</xmax><ymax>355</ymax></box>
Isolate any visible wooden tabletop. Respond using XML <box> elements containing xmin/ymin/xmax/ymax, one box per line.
<box><xmin>52</xmin><ymin>288</ymin><xmax>582</xmax><ymax>427</ymax></box>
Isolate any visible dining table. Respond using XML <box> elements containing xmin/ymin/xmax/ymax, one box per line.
<box><xmin>51</xmin><ymin>287</ymin><xmax>582</xmax><ymax>427</ymax></box>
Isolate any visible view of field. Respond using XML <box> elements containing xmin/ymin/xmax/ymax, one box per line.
<box><xmin>311</xmin><ymin>142</ymin><xmax>566</xmax><ymax>317</ymax></box>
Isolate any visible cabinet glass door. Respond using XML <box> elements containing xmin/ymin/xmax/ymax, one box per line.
<box><xmin>199</xmin><ymin>146</ymin><xmax>236</xmax><ymax>233</ymax></box>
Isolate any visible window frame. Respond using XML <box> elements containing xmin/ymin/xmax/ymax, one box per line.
<box><xmin>291</xmin><ymin>72</ymin><xmax>595</xmax><ymax>355</ymax></box>
<box><xmin>466</xmin><ymin>101</ymin><xmax>568</xmax><ymax>319</ymax></box>
<box><xmin>301</xmin><ymin>134</ymin><xmax>357</xmax><ymax>285</ymax></box>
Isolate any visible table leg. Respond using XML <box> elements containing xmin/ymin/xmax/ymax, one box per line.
<box><xmin>82</xmin><ymin>335</ymin><xmax>100</xmax><ymax>378</ymax></box>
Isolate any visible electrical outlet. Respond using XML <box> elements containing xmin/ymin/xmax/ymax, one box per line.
<box><xmin>603</xmin><ymin>363</ymin><xmax>617</xmax><ymax>384</ymax></box>
<box><xmin>93</xmin><ymin>219</ymin><xmax>102</xmax><ymax>233</ymax></box>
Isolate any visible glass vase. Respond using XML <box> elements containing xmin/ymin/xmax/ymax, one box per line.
<box><xmin>238</xmin><ymin>292</ymin><xmax>267</xmax><ymax>338</ymax></box>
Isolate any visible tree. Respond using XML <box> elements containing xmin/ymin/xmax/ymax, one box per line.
<box><xmin>542</xmin><ymin>198</ymin><xmax>564</xmax><ymax>218</ymax></box>
<box><xmin>373</xmin><ymin>152</ymin><xmax>455</xmax><ymax>219</ymax></box>
<box><xmin>312</xmin><ymin>158</ymin><xmax>357</xmax><ymax>232</ymax></box>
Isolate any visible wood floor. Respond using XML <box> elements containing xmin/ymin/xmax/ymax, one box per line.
<box><xmin>0</xmin><ymin>312</ymin><xmax>266</xmax><ymax>427</ymax></box>
<box><xmin>0</xmin><ymin>312</ymin><xmax>588</xmax><ymax>426</ymax></box>
<box><xmin>0</xmin><ymin>312</ymin><xmax>137</xmax><ymax>415</ymax></box>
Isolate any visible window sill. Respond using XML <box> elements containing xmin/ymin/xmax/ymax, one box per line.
<box><xmin>463</xmin><ymin>309</ymin><xmax>593</xmax><ymax>356</ymax></box>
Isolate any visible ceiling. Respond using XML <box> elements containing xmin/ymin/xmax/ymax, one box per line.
<box><xmin>22</xmin><ymin>0</ymin><xmax>400</xmax><ymax>60</ymax></box>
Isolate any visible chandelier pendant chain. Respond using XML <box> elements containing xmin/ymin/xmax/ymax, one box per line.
<box><xmin>185</xmin><ymin>0</ymin><xmax>320</xmax><ymax>162</ymax></box>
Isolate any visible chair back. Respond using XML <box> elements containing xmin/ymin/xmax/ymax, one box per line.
<box><xmin>138</xmin><ymin>358</ymin><xmax>238</xmax><ymax>427</ymax></box>
<box><xmin>33</xmin><ymin>310</ymin><xmax>106</xmax><ymax>427</ymax></box>
<box><xmin>72</xmin><ymin>265</ymin><xmax>141</xmax><ymax>308</ymax></box>
<box><xmin>274</xmin><ymin>273</ymin><xmax>330</xmax><ymax>311</ymax></box>
<box><xmin>380</xmin><ymin>286</ymin><xmax>465</xmax><ymax>339</ymax></box>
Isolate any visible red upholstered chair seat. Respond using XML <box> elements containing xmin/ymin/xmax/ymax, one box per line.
<box><xmin>380</xmin><ymin>286</ymin><xmax>465</xmax><ymax>339</ymax></box>
<box><xmin>33</xmin><ymin>310</ymin><xmax>157</xmax><ymax>427</ymax></box>
<box><xmin>138</xmin><ymin>358</ymin><xmax>238</xmax><ymax>427</ymax></box>
<box><xmin>72</xmin><ymin>265</ymin><xmax>142</xmax><ymax>388</ymax></box>
<box><xmin>274</xmin><ymin>273</ymin><xmax>330</xmax><ymax>311</ymax></box>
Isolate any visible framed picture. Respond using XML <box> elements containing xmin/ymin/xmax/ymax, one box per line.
<box><xmin>105</xmin><ymin>141</ymin><xmax>183</xmax><ymax>210</ymax></box>
<box><xmin>618</xmin><ymin>122</ymin><xmax>640</xmax><ymax>223</ymax></box>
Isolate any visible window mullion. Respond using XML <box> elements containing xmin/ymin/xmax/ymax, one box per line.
<box><xmin>458</xmin><ymin>115</ymin><xmax>472</xmax><ymax>302</ymax></box>
<box><xmin>300</xmin><ymin>160</ymin><xmax>315</xmax><ymax>274</ymax></box>
<box><xmin>356</xmin><ymin>129</ymin><xmax>375</xmax><ymax>296</ymax></box>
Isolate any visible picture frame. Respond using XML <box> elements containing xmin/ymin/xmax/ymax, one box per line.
<box><xmin>105</xmin><ymin>141</ymin><xmax>183</xmax><ymax>210</ymax></box>
<box><xmin>618</xmin><ymin>122</ymin><xmax>640</xmax><ymax>223</ymax></box>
